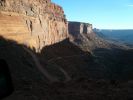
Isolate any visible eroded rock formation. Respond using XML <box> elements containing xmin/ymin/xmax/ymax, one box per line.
<box><xmin>0</xmin><ymin>0</ymin><xmax>68</xmax><ymax>52</ymax></box>
<box><xmin>68</xmin><ymin>21</ymin><xmax>109</xmax><ymax>51</ymax></box>
<box><xmin>68</xmin><ymin>22</ymin><xmax>93</xmax><ymax>35</ymax></box>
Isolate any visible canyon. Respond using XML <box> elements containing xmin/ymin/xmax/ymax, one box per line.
<box><xmin>0</xmin><ymin>0</ymin><xmax>133</xmax><ymax>100</ymax></box>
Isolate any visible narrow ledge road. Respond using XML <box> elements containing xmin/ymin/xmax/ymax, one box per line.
<box><xmin>23</xmin><ymin>46</ymin><xmax>71</xmax><ymax>82</ymax></box>
<box><xmin>23</xmin><ymin>46</ymin><xmax>59</xmax><ymax>83</ymax></box>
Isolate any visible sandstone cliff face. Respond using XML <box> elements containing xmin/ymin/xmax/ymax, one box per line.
<box><xmin>0</xmin><ymin>0</ymin><xmax>68</xmax><ymax>52</ymax></box>
<box><xmin>68</xmin><ymin>22</ymin><xmax>109</xmax><ymax>51</ymax></box>
<box><xmin>68</xmin><ymin>22</ymin><xmax>93</xmax><ymax>35</ymax></box>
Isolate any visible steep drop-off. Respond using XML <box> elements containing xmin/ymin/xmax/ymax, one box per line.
<box><xmin>0</xmin><ymin>0</ymin><xmax>68</xmax><ymax>52</ymax></box>
<box><xmin>68</xmin><ymin>21</ymin><xmax>110</xmax><ymax>51</ymax></box>
<box><xmin>0</xmin><ymin>1</ymin><xmax>133</xmax><ymax>100</ymax></box>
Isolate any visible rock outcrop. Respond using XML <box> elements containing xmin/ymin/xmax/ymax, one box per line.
<box><xmin>68</xmin><ymin>22</ymin><xmax>93</xmax><ymax>35</ymax></box>
<box><xmin>0</xmin><ymin>0</ymin><xmax>68</xmax><ymax>52</ymax></box>
<box><xmin>68</xmin><ymin>21</ymin><xmax>109</xmax><ymax>51</ymax></box>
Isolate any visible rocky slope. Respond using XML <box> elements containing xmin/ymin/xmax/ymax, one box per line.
<box><xmin>68</xmin><ymin>21</ymin><xmax>110</xmax><ymax>52</ymax></box>
<box><xmin>0</xmin><ymin>1</ymin><xmax>133</xmax><ymax>100</ymax></box>
<box><xmin>1</xmin><ymin>37</ymin><xmax>133</xmax><ymax>100</ymax></box>
<box><xmin>0</xmin><ymin>0</ymin><xmax>68</xmax><ymax>52</ymax></box>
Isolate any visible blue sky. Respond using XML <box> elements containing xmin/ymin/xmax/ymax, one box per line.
<box><xmin>52</xmin><ymin>0</ymin><xmax>133</xmax><ymax>29</ymax></box>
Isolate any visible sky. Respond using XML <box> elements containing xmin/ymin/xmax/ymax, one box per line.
<box><xmin>52</xmin><ymin>0</ymin><xmax>133</xmax><ymax>29</ymax></box>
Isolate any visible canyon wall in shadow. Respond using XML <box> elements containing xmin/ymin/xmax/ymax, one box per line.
<box><xmin>0</xmin><ymin>36</ymin><xmax>133</xmax><ymax>100</ymax></box>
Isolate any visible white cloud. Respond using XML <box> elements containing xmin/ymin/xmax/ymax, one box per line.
<box><xmin>128</xmin><ymin>4</ymin><xmax>133</xmax><ymax>7</ymax></box>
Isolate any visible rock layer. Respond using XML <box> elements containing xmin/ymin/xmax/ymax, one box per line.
<box><xmin>68</xmin><ymin>22</ymin><xmax>93</xmax><ymax>35</ymax></box>
<box><xmin>68</xmin><ymin>22</ymin><xmax>109</xmax><ymax>51</ymax></box>
<box><xmin>0</xmin><ymin>0</ymin><xmax>68</xmax><ymax>52</ymax></box>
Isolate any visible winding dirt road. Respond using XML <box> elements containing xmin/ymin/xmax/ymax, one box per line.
<box><xmin>48</xmin><ymin>54</ymin><xmax>88</xmax><ymax>62</ymax></box>
<box><xmin>23</xmin><ymin>46</ymin><xmax>71</xmax><ymax>82</ymax></box>
<box><xmin>23</xmin><ymin>46</ymin><xmax>59</xmax><ymax>82</ymax></box>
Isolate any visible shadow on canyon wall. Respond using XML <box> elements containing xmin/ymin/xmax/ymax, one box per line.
<box><xmin>0</xmin><ymin>36</ymin><xmax>92</xmax><ymax>99</ymax></box>
<box><xmin>0</xmin><ymin>36</ymin><xmax>133</xmax><ymax>100</ymax></box>
<box><xmin>92</xmin><ymin>48</ymin><xmax>133</xmax><ymax>80</ymax></box>
<box><xmin>0</xmin><ymin>59</ymin><xmax>14</xmax><ymax>99</ymax></box>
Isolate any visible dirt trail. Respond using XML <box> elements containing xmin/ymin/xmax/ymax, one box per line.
<box><xmin>23</xmin><ymin>46</ymin><xmax>71</xmax><ymax>82</ymax></box>
<box><xmin>23</xmin><ymin>46</ymin><xmax>59</xmax><ymax>82</ymax></box>
<box><xmin>48</xmin><ymin>54</ymin><xmax>88</xmax><ymax>62</ymax></box>
<box><xmin>46</xmin><ymin>54</ymin><xmax>89</xmax><ymax>81</ymax></box>
<box><xmin>58</xmin><ymin>67</ymin><xmax>71</xmax><ymax>82</ymax></box>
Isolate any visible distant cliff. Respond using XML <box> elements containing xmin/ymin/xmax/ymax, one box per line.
<box><xmin>0</xmin><ymin>0</ymin><xmax>68</xmax><ymax>52</ymax></box>
<box><xmin>68</xmin><ymin>22</ymin><xmax>109</xmax><ymax>51</ymax></box>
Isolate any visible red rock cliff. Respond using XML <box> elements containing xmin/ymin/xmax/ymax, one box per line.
<box><xmin>0</xmin><ymin>0</ymin><xmax>68</xmax><ymax>52</ymax></box>
<box><xmin>68</xmin><ymin>22</ymin><xmax>109</xmax><ymax>51</ymax></box>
